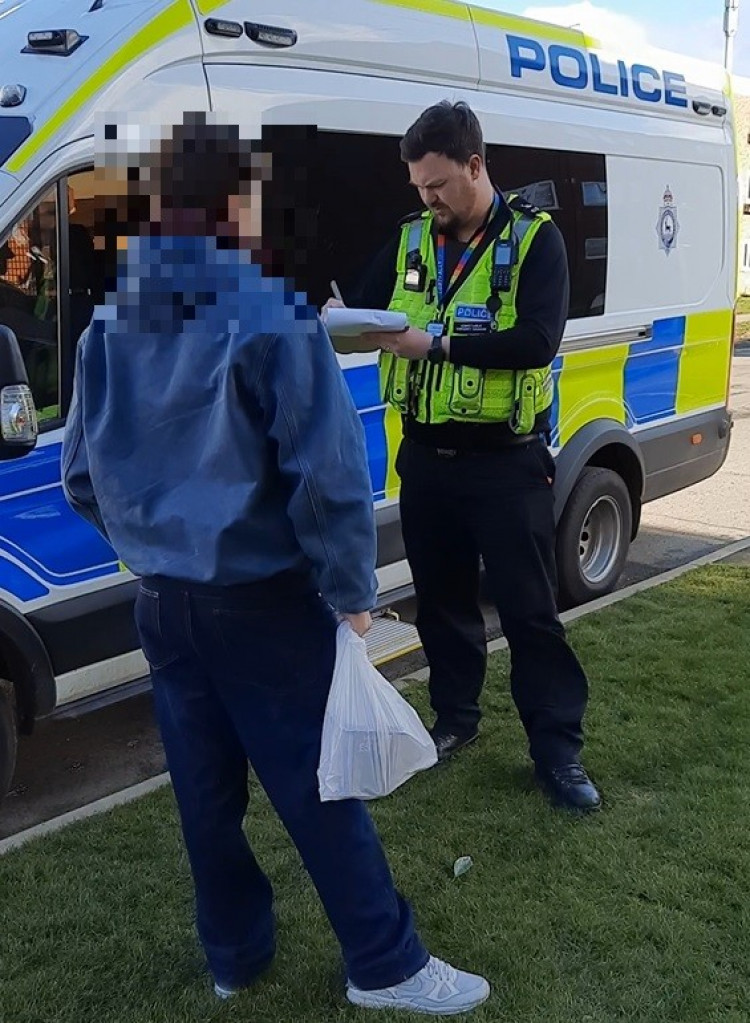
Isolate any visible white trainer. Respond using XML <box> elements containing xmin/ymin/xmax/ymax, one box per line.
<box><xmin>346</xmin><ymin>955</ymin><xmax>490</xmax><ymax>1015</ymax></box>
<box><xmin>214</xmin><ymin>982</ymin><xmax>236</xmax><ymax>1000</ymax></box>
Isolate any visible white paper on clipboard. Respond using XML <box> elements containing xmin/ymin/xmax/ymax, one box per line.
<box><xmin>323</xmin><ymin>307</ymin><xmax>408</xmax><ymax>338</ymax></box>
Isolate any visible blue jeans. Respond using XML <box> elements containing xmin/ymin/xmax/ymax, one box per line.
<box><xmin>135</xmin><ymin>571</ymin><xmax>428</xmax><ymax>991</ymax></box>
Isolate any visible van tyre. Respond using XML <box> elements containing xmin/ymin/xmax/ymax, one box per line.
<box><xmin>556</xmin><ymin>466</ymin><xmax>632</xmax><ymax>610</ymax></box>
<box><xmin>0</xmin><ymin>679</ymin><xmax>18</xmax><ymax>804</ymax></box>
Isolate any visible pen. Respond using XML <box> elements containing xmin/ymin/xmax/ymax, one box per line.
<box><xmin>330</xmin><ymin>279</ymin><xmax>344</xmax><ymax>303</ymax></box>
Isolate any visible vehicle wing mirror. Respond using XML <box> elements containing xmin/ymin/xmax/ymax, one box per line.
<box><xmin>0</xmin><ymin>325</ymin><xmax>38</xmax><ymax>458</ymax></box>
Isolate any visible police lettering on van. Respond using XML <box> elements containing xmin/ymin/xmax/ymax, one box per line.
<box><xmin>507</xmin><ymin>34</ymin><xmax>689</xmax><ymax>108</ymax></box>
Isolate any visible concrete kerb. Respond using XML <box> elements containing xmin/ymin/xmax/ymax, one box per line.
<box><xmin>0</xmin><ymin>773</ymin><xmax>170</xmax><ymax>856</ymax></box>
<box><xmin>2</xmin><ymin>533</ymin><xmax>749</xmax><ymax>857</ymax></box>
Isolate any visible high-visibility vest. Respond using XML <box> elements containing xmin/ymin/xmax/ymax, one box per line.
<box><xmin>380</xmin><ymin>195</ymin><xmax>555</xmax><ymax>431</ymax></box>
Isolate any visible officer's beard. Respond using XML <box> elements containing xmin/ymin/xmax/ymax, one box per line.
<box><xmin>431</xmin><ymin>207</ymin><xmax>461</xmax><ymax>237</ymax></box>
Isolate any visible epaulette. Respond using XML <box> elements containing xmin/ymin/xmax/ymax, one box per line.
<box><xmin>398</xmin><ymin>209</ymin><xmax>428</xmax><ymax>227</ymax></box>
<box><xmin>506</xmin><ymin>194</ymin><xmax>543</xmax><ymax>218</ymax></box>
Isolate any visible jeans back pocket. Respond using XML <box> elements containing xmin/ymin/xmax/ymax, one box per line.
<box><xmin>135</xmin><ymin>587</ymin><xmax>180</xmax><ymax>671</ymax></box>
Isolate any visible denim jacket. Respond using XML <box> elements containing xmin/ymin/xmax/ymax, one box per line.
<box><xmin>62</xmin><ymin>235</ymin><xmax>377</xmax><ymax>612</ymax></box>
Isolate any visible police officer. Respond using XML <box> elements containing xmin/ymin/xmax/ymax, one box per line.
<box><xmin>328</xmin><ymin>101</ymin><xmax>600</xmax><ymax>811</ymax></box>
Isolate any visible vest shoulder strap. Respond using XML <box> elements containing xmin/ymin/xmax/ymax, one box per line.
<box><xmin>505</xmin><ymin>193</ymin><xmax>544</xmax><ymax>219</ymax></box>
<box><xmin>505</xmin><ymin>194</ymin><xmax>551</xmax><ymax>251</ymax></box>
<box><xmin>398</xmin><ymin>209</ymin><xmax>428</xmax><ymax>227</ymax></box>
<box><xmin>397</xmin><ymin>212</ymin><xmax>430</xmax><ymax>265</ymax></box>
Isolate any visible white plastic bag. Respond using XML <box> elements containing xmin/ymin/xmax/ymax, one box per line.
<box><xmin>318</xmin><ymin>622</ymin><xmax>437</xmax><ymax>801</ymax></box>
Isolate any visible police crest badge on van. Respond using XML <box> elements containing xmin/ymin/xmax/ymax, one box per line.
<box><xmin>657</xmin><ymin>186</ymin><xmax>680</xmax><ymax>254</ymax></box>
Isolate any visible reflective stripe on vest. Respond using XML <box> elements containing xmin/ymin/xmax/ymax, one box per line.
<box><xmin>406</xmin><ymin>218</ymin><xmax>423</xmax><ymax>256</ymax></box>
<box><xmin>512</xmin><ymin>213</ymin><xmax>537</xmax><ymax>249</ymax></box>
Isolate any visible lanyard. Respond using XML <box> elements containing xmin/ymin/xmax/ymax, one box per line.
<box><xmin>434</xmin><ymin>192</ymin><xmax>500</xmax><ymax>311</ymax></box>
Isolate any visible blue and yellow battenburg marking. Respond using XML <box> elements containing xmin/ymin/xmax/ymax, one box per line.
<box><xmin>344</xmin><ymin>309</ymin><xmax>733</xmax><ymax>495</ymax></box>
<box><xmin>551</xmin><ymin>309</ymin><xmax>732</xmax><ymax>447</ymax></box>
<box><xmin>0</xmin><ymin>442</ymin><xmax>121</xmax><ymax>601</ymax></box>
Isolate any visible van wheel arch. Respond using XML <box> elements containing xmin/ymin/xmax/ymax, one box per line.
<box><xmin>0</xmin><ymin>601</ymin><xmax>56</xmax><ymax>733</ymax></box>
<box><xmin>0</xmin><ymin>678</ymin><xmax>18</xmax><ymax>803</ymax></box>
<box><xmin>553</xmin><ymin>421</ymin><xmax>644</xmax><ymax>541</ymax></box>
<box><xmin>553</xmin><ymin>422</ymin><xmax>645</xmax><ymax>608</ymax></box>
<box><xmin>584</xmin><ymin>443</ymin><xmax>643</xmax><ymax>541</ymax></box>
<box><xmin>0</xmin><ymin>606</ymin><xmax>56</xmax><ymax>804</ymax></box>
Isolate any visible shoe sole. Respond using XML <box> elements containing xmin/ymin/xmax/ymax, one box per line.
<box><xmin>434</xmin><ymin>732</ymin><xmax>480</xmax><ymax>764</ymax></box>
<box><xmin>550</xmin><ymin>799</ymin><xmax>601</xmax><ymax>814</ymax></box>
<box><xmin>213</xmin><ymin>957</ymin><xmax>273</xmax><ymax>1000</ymax></box>
<box><xmin>347</xmin><ymin>982</ymin><xmax>490</xmax><ymax>1015</ymax></box>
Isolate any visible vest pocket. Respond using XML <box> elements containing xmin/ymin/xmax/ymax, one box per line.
<box><xmin>381</xmin><ymin>353</ymin><xmax>411</xmax><ymax>414</ymax></box>
<box><xmin>447</xmin><ymin>366</ymin><xmax>484</xmax><ymax>416</ymax></box>
<box><xmin>510</xmin><ymin>372</ymin><xmax>538</xmax><ymax>435</ymax></box>
<box><xmin>472</xmin><ymin>369</ymin><xmax>517</xmax><ymax>419</ymax></box>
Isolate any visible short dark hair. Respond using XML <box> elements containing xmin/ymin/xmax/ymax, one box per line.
<box><xmin>400</xmin><ymin>101</ymin><xmax>485</xmax><ymax>165</ymax></box>
<box><xmin>156</xmin><ymin>113</ymin><xmax>264</xmax><ymax>218</ymax></box>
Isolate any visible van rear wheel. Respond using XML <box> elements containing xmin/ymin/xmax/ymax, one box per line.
<box><xmin>556</xmin><ymin>466</ymin><xmax>632</xmax><ymax>610</ymax></box>
<box><xmin>0</xmin><ymin>679</ymin><xmax>18</xmax><ymax>804</ymax></box>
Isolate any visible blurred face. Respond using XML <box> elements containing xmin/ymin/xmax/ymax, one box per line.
<box><xmin>407</xmin><ymin>151</ymin><xmax>484</xmax><ymax>234</ymax></box>
<box><xmin>224</xmin><ymin>164</ymin><xmax>268</xmax><ymax>247</ymax></box>
<box><xmin>138</xmin><ymin>173</ymin><xmax>267</xmax><ymax>252</ymax></box>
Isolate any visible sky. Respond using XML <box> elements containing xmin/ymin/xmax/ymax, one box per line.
<box><xmin>490</xmin><ymin>0</ymin><xmax>750</xmax><ymax>78</ymax></box>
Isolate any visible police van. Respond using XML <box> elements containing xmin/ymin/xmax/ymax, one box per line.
<box><xmin>0</xmin><ymin>0</ymin><xmax>737</xmax><ymax>801</ymax></box>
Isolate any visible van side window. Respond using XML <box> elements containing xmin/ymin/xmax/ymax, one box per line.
<box><xmin>292</xmin><ymin>131</ymin><xmax>607</xmax><ymax>321</ymax></box>
<box><xmin>489</xmin><ymin>147</ymin><xmax>607</xmax><ymax>319</ymax></box>
<box><xmin>489</xmin><ymin>146</ymin><xmax>605</xmax><ymax>317</ymax></box>
<box><xmin>0</xmin><ymin>188</ymin><xmax>60</xmax><ymax>421</ymax></box>
<box><xmin>65</xmin><ymin>170</ymin><xmax>105</xmax><ymax>345</ymax></box>
<box><xmin>311</xmin><ymin>131</ymin><xmax>421</xmax><ymax>308</ymax></box>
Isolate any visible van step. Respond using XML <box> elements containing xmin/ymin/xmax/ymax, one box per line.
<box><xmin>365</xmin><ymin>610</ymin><xmax>422</xmax><ymax>666</ymax></box>
<box><xmin>54</xmin><ymin>611</ymin><xmax>422</xmax><ymax>720</ymax></box>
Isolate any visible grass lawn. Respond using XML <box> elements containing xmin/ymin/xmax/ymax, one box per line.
<box><xmin>735</xmin><ymin>296</ymin><xmax>750</xmax><ymax>316</ymax></box>
<box><xmin>1</xmin><ymin>566</ymin><xmax>749</xmax><ymax>1023</ymax></box>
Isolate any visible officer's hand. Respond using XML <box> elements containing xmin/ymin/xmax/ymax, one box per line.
<box><xmin>364</xmin><ymin>327</ymin><xmax>433</xmax><ymax>360</ymax></box>
<box><xmin>322</xmin><ymin>297</ymin><xmax>345</xmax><ymax>315</ymax></box>
<box><xmin>341</xmin><ymin>611</ymin><xmax>372</xmax><ymax>636</ymax></box>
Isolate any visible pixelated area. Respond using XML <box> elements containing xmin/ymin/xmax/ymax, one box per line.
<box><xmin>90</xmin><ymin>113</ymin><xmax>320</xmax><ymax>335</ymax></box>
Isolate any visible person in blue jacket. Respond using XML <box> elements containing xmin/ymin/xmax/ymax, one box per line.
<box><xmin>62</xmin><ymin>114</ymin><xmax>489</xmax><ymax>1016</ymax></box>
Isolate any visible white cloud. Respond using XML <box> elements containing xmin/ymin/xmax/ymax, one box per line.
<box><xmin>521</xmin><ymin>2</ymin><xmax>739</xmax><ymax>70</ymax></box>
<box><xmin>523</xmin><ymin>2</ymin><xmax>648</xmax><ymax>49</ymax></box>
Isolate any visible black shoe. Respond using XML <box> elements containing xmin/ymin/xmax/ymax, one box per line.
<box><xmin>535</xmin><ymin>762</ymin><xmax>601</xmax><ymax>811</ymax></box>
<box><xmin>430</xmin><ymin>728</ymin><xmax>479</xmax><ymax>763</ymax></box>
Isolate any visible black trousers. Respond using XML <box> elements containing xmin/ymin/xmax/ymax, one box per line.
<box><xmin>397</xmin><ymin>436</ymin><xmax>588</xmax><ymax>768</ymax></box>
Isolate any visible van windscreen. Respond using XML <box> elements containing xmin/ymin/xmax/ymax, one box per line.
<box><xmin>0</xmin><ymin>116</ymin><xmax>32</xmax><ymax>169</ymax></box>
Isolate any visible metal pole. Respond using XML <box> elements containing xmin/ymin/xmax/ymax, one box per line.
<box><xmin>725</xmin><ymin>0</ymin><xmax>740</xmax><ymax>72</ymax></box>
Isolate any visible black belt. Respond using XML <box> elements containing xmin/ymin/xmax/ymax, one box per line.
<box><xmin>408</xmin><ymin>434</ymin><xmax>539</xmax><ymax>458</ymax></box>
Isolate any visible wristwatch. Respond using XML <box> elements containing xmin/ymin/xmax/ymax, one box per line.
<box><xmin>427</xmin><ymin>332</ymin><xmax>446</xmax><ymax>364</ymax></box>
